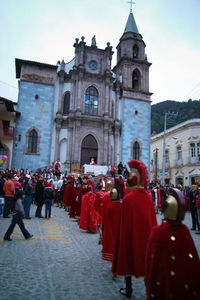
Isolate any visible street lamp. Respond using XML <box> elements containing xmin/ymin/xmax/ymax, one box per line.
<box><xmin>162</xmin><ymin>112</ymin><xmax>178</xmax><ymax>186</ymax></box>
<box><xmin>153</xmin><ymin>148</ymin><xmax>158</xmax><ymax>181</ymax></box>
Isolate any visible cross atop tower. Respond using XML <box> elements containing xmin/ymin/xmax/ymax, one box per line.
<box><xmin>128</xmin><ymin>0</ymin><xmax>135</xmax><ymax>13</ymax></box>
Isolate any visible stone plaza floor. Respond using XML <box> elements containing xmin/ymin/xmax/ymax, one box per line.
<box><xmin>0</xmin><ymin>204</ymin><xmax>200</xmax><ymax>300</ymax></box>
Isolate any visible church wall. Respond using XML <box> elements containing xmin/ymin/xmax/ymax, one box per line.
<box><xmin>121</xmin><ymin>98</ymin><xmax>151</xmax><ymax>170</ymax></box>
<box><xmin>51</xmin><ymin>77</ymin><xmax>60</xmax><ymax>164</ymax></box>
<box><xmin>12</xmin><ymin>81</ymin><xmax>55</xmax><ymax>171</ymax></box>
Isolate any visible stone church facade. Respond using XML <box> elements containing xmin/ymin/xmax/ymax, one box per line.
<box><xmin>12</xmin><ymin>11</ymin><xmax>152</xmax><ymax>172</ymax></box>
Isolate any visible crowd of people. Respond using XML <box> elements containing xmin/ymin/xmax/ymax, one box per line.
<box><xmin>0</xmin><ymin>161</ymin><xmax>200</xmax><ymax>299</ymax></box>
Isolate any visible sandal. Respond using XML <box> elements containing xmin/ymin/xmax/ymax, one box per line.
<box><xmin>119</xmin><ymin>288</ymin><xmax>132</xmax><ymax>298</ymax></box>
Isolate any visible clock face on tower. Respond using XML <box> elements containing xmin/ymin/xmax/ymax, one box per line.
<box><xmin>89</xmin><ymin>60</ymin><xmax>98</xmax><ymax>70</ymax></box>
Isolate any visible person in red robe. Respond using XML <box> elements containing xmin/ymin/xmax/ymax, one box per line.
<box><xmin>145</xmin><ymin>188</ymin><xmax>200</xmax><ymax>300</ymax></box>
<box><xmin>79</xmin><ymin>181</ymin><xmax>98</xmax><ymax>232</ymax></box>
<box><xmin>102</xmin><ymin>177</ymin><xmax>124</xmax><ymax>261</ymax></box>
<box><xmin>112</xmin><ymin>160</ymin><xmax>157</xmax><ymax>298</ymax></box>
<box><xmin>63</xmin><ymin>176</ymin><xmax>74</xmax><ymax>210</ymax></box>
<box><xmin>76</xmin><ymin>179</ymin><xmax>87</xmax><ymax>221</ymax></box>
<box><xmin>101</xmin><ymin>177</ymin><xmax>113</xmax><ymax>237</ymax></box>
<box><xmin>69</xmin><ymin>178</ymin><xmax>77</xmax><ymax>219</ymax></box>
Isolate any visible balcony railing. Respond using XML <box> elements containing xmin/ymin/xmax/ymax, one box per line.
<box><xmin>3</xmin><ymin>126</ymin><xmax>14</xmax><ymax>137</ymax></box>
<box><xmin>189</xmin><ymin>157</ymin><xmax>200</xmax><ymax>165</ymax></box>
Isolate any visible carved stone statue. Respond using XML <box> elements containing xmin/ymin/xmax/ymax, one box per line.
<box><xmin>61</xmin><ymin>59</ymin><xmax>65</xmax><ymax>70</ymax></box>
<box><xmin>91</xmin><ymin>35</ymin><xmax>96</xmax><ymax>47</ymax></box>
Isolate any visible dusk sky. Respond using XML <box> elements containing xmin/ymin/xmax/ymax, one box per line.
<box><xmin>0</xmin><ymin>0</ymin><xmax>200</xmax><ymax>104</ymax></box>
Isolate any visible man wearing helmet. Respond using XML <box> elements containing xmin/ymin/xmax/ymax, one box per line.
<box><xmin>112</xmin><ymin>160</ymin><xmax>157</xmax><ymax>298</ymax></box>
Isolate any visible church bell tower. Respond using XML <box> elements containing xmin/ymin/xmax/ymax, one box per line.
<box><xmin>113</xmin><ymin>6</ymin><xmax>152</xmax><ymax>170</ymax></box>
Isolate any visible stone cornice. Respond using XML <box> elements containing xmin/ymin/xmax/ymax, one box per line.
<box><xmin>113</xmin><ymin>57</ymin><xmax>151</xmax><ymax>73</ymax></box>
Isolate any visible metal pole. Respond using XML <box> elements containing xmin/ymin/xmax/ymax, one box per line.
<box><xmin>155</xmin><ymin>148</ymin><xmax>158</xmax><ymax>181</ymax></box>
<box><xmin>162</xmin><ymin>112</ymin><xmax>167</xmax><ymax>186</ymax></box>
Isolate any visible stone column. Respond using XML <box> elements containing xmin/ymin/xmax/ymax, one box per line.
<box><xmin>74</xmin><ymin>120</ymin><xmax>81</xmax><ymax>164</ymax></box>
<box><xmin>67</xmin><ymin>124</ymin><xmax>73</xmax><ymax>172</ymax></box>
<box><xmin>103</xmin><ymin>124</ymin><xmax>109</xmax><ymax>165</ymax></box>
<box><xmin>108</xmin><ymin>129</ymin><xmax>112</xmax><ymax>165</ymax></box>
<box><xmin>77</xmin><ymin>74</ymin><xmax>83</xmax><ymax>111</ymax></box>
<box><xmin>57</xmin><ymin>70</ymin><xmax>65</xmax><ymax>114</ymax></box>
<box><xmin>114</xmin><ymin>130</ymin><xmax>120</xmax><ymax>166</ymax></box>
<box><xmin>115</xmin><ymin>84</ymin><xmax>120</xmax><ymax>120</ymax></box>
<box><xmin>54</xmin><ymin>122</ymin><xmax>61</xmax><ymax>161</ymax></box>
<box><xmin>104</xmin><ymin>77</ymin><xmax>110</xmax><ymax>115</ymax></box>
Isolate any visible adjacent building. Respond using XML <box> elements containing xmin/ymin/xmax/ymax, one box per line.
<box><xmin>0</xmin><ymin>97</ymin><xmax>20</xmax><ymax>169</ymax></box>
<box><xmin>12</xmin><ymin>10</ymin><xmax>152</xmax><ymax>172</ymax></box>
<box><xmin>150</xmin><ymin>119</ymin><xmax>200</xmax><ymax>186</ymax></box>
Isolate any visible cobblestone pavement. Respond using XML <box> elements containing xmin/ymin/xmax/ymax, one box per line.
<box><xmin>0</xmin><ymin>205</ymin><xmax>199</xmax><ymax>300</ymax></box>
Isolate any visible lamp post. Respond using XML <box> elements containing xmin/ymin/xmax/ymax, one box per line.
<box><xmin>162</xmin><ymin>111</ymin><xmax>178</xmax><ymax>186</ymax></box>
<box><xmin>162</xmin><ymin>113</ymin><xmax>167</xmax><ymax>186</ymax></box>
<box><xmin>154</xmin><ymin>148</ymin><xmax>158</xmax><ymax>181</ymax></box>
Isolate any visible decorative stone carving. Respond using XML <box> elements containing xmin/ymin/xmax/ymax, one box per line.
<box><xmin>22</xmin><ymin>73</ymin><xmax>54</xmax><ymax>85</ymax></box>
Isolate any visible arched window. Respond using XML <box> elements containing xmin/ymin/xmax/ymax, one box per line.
<box><xmin>85</xmin><ymin>86</ymin><xmax>98</xmax><ymax>115</ymax></box>
<box><xmin>63</xmin><ymin>92</ymin><xmax>70</xmax><ymax>115</ymax></box>
<box><xmin>28</xmin><ymin>129</ymin><xmax>38</xmax><ymax>153</ymax></box>
<box><xmin>132</xmin><ymin>69</ymin><xmax>140</xmax><ymax>90</ymax></box>
<box><xmin>133</xmin><ymin>141</ymin><xmax>140</xmax><ymax>160</ymax></box>
<box><xmin>133</xmin><ymin>45</ymin><xmax>139</xmax><ymax>58</ymax></box>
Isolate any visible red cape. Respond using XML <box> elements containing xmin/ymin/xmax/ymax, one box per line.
<box><xmin>112</xmin><ymin>188</ymin><xmax>157</xmax><ymax>277</ymax></box>
<box><xmin>69</xmin><ymin>187</ymin><xmax>77</xmax><ymax>219</ymax></box>
<box><xmin>73</xmin><ymin>185</ymin><xmax>87</xmax><ymax>219</ymax></box>
<box><xmin>63</xmin><ymin>184</ymin><xmax>73</xmax><ymax>208</ymax></box>
<box><xmin>94</xmin><ymin>191</ymin><xmax>107</xmax><ymax>225</ymax></box>
<box><xmin>102</xmin><ymin>201</ymin><xmax>122</xmax><ymax>261</ymax></box>
<box><xmin>79</xmin><ymin>192</ymin><xmax>98</xmax><ymax>232</ymax></box>
<box><xmin>145</xmin><ymin>221</ymin><xmax>200</xmax><ymax>300</ymax></box>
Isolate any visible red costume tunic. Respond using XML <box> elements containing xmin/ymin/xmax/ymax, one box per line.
<box><xmin>69</xmin><ymin>187</ymin><xmax>77</xmax><ymax>219</ymax></box>
<box><xmin>101</xmin><ymin>192</ymin><xmax>111</xmax><ymax>235</ymax></box>
<box><xmin>79</xmin><ymin>192</ymin><xmax>98</xmax><ymax>232</ymax></box>
<box><xmin>145</xmin><ymin>221</ymin><xmax>200</xmax><ymax>300</ymax></box>
<box><xmin>73</xmin><ymin>185</ymin><xmax>87</xmax><ymax>219</ymax></box>
<box><xmin>112</xmin><ymin>188</ymin><xmax>157</xmax><ymax>277</ymax></box>
<box><xmin>94</xmin><ymin>190</ymin><xmax>106</xmax><ymax>225</ymax></box>
<box><xmin>102</xmin><ymin>201</ymin><xmax>122</xmax><ymax>261</ymax></box>
<box><xmin>156</xmin><ymin>188</ymin><xmax>162</xmax><ymax>208</ymax></box>
<box><xmin>63</xmin><ymin>183</ymin><xmax>74</xmax><ymax>208</ymax></box>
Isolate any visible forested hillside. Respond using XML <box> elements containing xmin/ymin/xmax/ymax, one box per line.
<box><xmin>151</xmin><ymin>99</ymin><xmax>200</xmax><ymax>134</ymax></box>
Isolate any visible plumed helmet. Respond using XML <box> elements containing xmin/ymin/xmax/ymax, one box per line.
<box><xmin>127</xmin><ymin>160</ymin><xmax>149</xmax><ymax>187</ymax></box>
<box><xmin>105</xmin><ymin>177</ymin><xmax>114</xmax><ymax>192</ymax></box>
<box><xmin>162</xmin><ymin>188</ymin><xmax>186</xmax><ymax>225</ymax></box>
<box><xmin>87</xmin><ymin>179</ymin><xmax>95</xmax><ymax>193</ymax></box>
<box><xmin>110</xmin><ymin>177</ymin><xmax>125</xmax><ymax>201</ymax></box>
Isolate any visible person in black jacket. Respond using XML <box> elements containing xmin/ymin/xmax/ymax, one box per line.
<box><xmin>23</xmin><ymin>177</ymin><xmax>34</xmax><ymax>219</ymax></box>
<box><xmin>4</xmin><ymin>190</ymin><xmax>33</xmax><ymax>241</ymax></box>
<box><xmin>35</xmin><ymin>178</ymin><xmax>44</xmax><ymax>218</ymax></box>
<box><xmin>189</xmin><ymin>185</ymin><xmax>200</xmax><ymax>230</ymax></box>
<box><xmin>44</xmin><ymin>182</ymin><xmax>54</xmax><ymax>219</ymax></box>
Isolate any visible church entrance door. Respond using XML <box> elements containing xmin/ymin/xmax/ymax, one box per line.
<box><xmin>81</xmin><ymin>134</ymin><xmax>98</xmax><ymax>166</ymax></box>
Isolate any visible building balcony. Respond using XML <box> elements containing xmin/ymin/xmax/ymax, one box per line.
<box><xmin>177</xmin><ymin>159</ymin><xmax>183</xmax><ymax>166</ymax></box>
<box><xmin>0</xmin><ymin>126</ymin><xmax>14</xmax><ymax>138</ymax></box>
<box><xmin>189</xmin><ymin>157</ymin><xmax>200</xmax><ymax>165</ymax></box>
